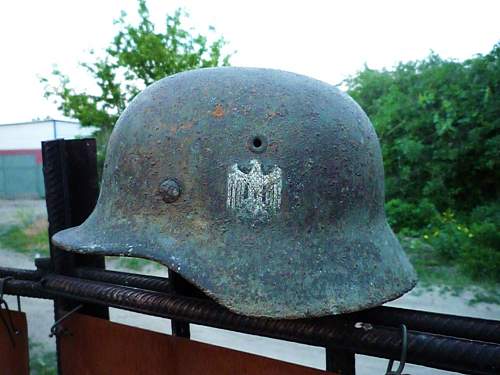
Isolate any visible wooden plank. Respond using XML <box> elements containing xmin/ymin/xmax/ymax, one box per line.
<box><xmin>0</xmin><ymin>310</ymin><xmax>29</xmax><ymax>375</ymax></box>
<box><xmin>60</xmin><ymin>313</ymin><xmax>337</xmax><ymax>375</ymax></box>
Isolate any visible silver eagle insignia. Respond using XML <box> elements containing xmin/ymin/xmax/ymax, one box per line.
<box><xmin>226</xmin><ymin>160</ymin><xmax>282</xmax><ymax>221</ymax></box>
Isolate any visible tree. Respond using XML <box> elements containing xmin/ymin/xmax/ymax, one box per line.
<box><xmin>42</xmin><ymin>0</ymin><xmax>231</xmax><ymax>165</ymax></box>
<box><xmin>345</xmin><ymin>44</ymin><xmax>500</xmax><ymax>215</ymax></box>
<box><xmin>345</xmin><ymin>45</ymin><xmax>500</xmax><ymax>282</ymax></box>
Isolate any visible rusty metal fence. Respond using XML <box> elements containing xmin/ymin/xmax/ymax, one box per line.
<box><xmin>0</xmin><ymin>139</ymin><xmax>499</xmax><ymax>375</ymax></box>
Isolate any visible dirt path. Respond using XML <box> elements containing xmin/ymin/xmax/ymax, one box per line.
<box><xmin>0</xmin><ymin>199</ymin><xmax>47</xmax><ymax>226</ymax></box>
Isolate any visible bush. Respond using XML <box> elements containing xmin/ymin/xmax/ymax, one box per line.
<box><xmin>419</xmin><ymin>207</ymin><xmax>500</xmax><ymax>282</ymax></box>
<box><xmin>461</xmin><ymin>205</ymin><xmax>500</xmax><ymax>280</ymax></box>
<box><xmin>386</xmin><ymin>198</ymin><xmax>438</xmax><ymax>233</ymax></box>
<box><xmin>30</xmin><ymin>342</ymin><xmax>56</xmax><ymax>375</ymax></box>
<box><xmin>348</xmin><ymin>43</ymin><xmax>500</xmax><ymax>289</ymax></box>
<box><xmin>423</xmin><ymin>218</ymin><xmax>467</xmax><ymax>261</ymax></box>
<box><xmin>347</xmin><ymin>44</ymin><xmax>500</xmax><ymax>213</ymax></box>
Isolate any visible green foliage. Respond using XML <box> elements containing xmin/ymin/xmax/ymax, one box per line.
<box><xmin>347</xmin><ymin>45</ymin><xmax>499</xmax><ymax>212</ymax></box>
<box><xmin>30</xmin><ymin>342</ymin><xmax>57</xmax><ymax>375</ymax></box>
<box><xmin>348</xmin><ymin>44</ymin><xmax>500</xmax><ymax>286</ymax></box>
<box><xmin>110</xmin><ymin>256</ymin><xmax>162</xmax><ymax>272</ymax></box>
<box><xmin>422</xmin><ymin>212</ymin><xmax>469</xmax><ymax>261</ymax></box>
<box><xmin>460</xmin><ymin>205</ymin><xmax>500</xmax><ymax>280</ymax></box>
<box><xmin>385</xmin><ymin>198</ymin><xmax>438</xmax><ymax>233</ymax></box>
<box><xmin>403</xmin><ymin>233</ymin><xmax>500</xmax><ymax>304</ymax></box>
<box><xmin>401</xmin><ymin>204</ymin><xmax>499</xmax><ymax>283</ymax></box>
<box><xmin>0</xmin><ymin>214</ymin><xmax>49</xmax><ymax>257</ymax></box>
<box><xmin>41</xmin><ymin>0</ymin><xmax>231</xmax><ymax>167</ymax></box>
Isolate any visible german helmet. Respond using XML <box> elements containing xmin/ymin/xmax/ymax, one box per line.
<box><xmin>52</xmin><ymin>67</ymin><xmax>417</xmax><ymax>318</ymax></box>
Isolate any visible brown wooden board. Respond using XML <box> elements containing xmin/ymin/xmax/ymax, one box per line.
<box><xmin>0</xmin><ymin>310</ymin><xmax>29</xmax><ymax>375</ymax></box>
<box><xmin>60</xmin><ymin>313</ymin><xmax>336</xmax><ymax>375</ymax></box>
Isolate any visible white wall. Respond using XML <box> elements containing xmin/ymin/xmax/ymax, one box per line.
<box><xmin>0</xmin><ymin>120</ymin><xmax>97</xmax><ymax>150</ymax></box>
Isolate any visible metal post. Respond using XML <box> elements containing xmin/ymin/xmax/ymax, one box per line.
<box><xmin>168</xmin><ymin>269</ymin><xmax>208</xmax><ymax>338</ymax></box>
<box><xmin>326</xmin><ymin>348</ymin><xmax>356</xmax><ymax>374</ymax></box>
<box><xmin>168</xmin><ymin>270</ymin><xmax>192</xmax><ymax>338</ymax></box>
<box><xmin>42</xmin><ymin>138</ymin><xmax>109</xmax><ymax>374</ymax></box>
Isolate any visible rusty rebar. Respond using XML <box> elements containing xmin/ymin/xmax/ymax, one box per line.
<box><xmin>2</xmin><ymin>271</ymin><xmax>500</xmax><ymax>374</ymax></box>
<box><xmin>74</xmin><ymin>267</ymin><xmax>172</xmax><ymax>294</ymax></box>
<box><xmin>2</xmin><ymin>279</ymin><xmax>49</xmax><ymax>299</ymax></box>
<box><xmin>37</xmin><ymin>274</ymin><xmax>499</xmax><ymax>375</ymax></box>
<box><xmin>56</xmin><ymin>266</ymin><xmax>500</xmax><ymax>345</ymax></box>
<box><xmin>2</xmin><ymin>265</ymin><xmax>499</xmax><ymax>346</ymax></box>
<box><xmin>348</xmin><ymin>305</ymin><xmax>500</xmax><ymax>345</ymax></box>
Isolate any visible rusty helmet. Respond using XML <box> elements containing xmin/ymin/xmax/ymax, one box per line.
<box><xmin>52</xmin><ymin>67</ymin><xmax>417</xmax><ymax>318</ymax></box>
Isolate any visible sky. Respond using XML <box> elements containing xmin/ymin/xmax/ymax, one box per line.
<box><xmin>0</xmin><ymin>0</ymin><xmax>498</xmax><ymax>124</ymax></box>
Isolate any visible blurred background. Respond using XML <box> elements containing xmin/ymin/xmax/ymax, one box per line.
<box><xmin>0</xmin><ymin>1</ymin><xmax>498</xmax><ymax>374</ymax></box>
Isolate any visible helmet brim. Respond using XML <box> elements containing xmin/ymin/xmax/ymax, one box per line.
<box><xmin>52</xmin><ymin>211</ymin><xmax>417</xmax><ymax>319</ymax></box>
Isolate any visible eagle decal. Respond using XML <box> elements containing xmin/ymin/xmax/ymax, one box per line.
<box><xmin>227</xmin><ymin>160</ymin><xmax>282</xmax><ymax>220</ymax></box>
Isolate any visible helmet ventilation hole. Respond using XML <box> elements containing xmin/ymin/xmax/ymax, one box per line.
<box><xmin>249</xmin><ymin>135</ymin><xmax>267</xmax><ymax>153</ymax></box>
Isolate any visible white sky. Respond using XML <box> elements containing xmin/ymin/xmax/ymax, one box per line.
<box><xmin>0</xmin><ymin>0</ymin><xmax>498</xmax><ymax>124</ymax></box>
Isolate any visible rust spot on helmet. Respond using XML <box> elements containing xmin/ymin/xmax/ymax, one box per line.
<box><xmin>266</xmin><ymin>111</ymin><xmax>282</xmax><ymax>120</ymax></box>
<box><xmin>268</xmin><ymin>141</ymin><xmax>279</xmax><ymax>153</ymax></box>
<box><xmin>212</xmin><ymin>104</ymin><xmax>225</xmax><ymax>118</ymax></box>
<box><xmin>170</xmin><ymin>122</ymin><xmax>194</xmax><ymax>135</ymax></box>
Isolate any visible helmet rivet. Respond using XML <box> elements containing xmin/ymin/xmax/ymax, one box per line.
<box><xmin>159</xmin><ymin>179</ymin><xmax>181</xmax><ymax>203</ymax></box>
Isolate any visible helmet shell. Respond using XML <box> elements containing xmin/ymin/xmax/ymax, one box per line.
<box><xmin>53</xmin><ymin>67</ymin><xmax>417</xmax><ymax>318</ymax></box>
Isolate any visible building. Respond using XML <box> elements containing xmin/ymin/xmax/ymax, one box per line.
<box><xmin>0</xmin><ymin>119</ymin><xmax>96</xmax><ymax>199</ymax></box>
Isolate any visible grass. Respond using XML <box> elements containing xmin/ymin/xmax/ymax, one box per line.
<box><xmin>0</xmin><ymin>216</ymin><xmax>163</xmax><ymax>274</ymax></box>
<box><xmin>0</xmin><ymin>214</ymin><xmax>49</xmax><ymax>257</ymax></box>
<box><xmin>0</xmin><ymin>209</ymin><xmax>163</xmax><ymax>273</ymax></box>
<box><xmin>402</xmin><ymin>236</ymin><xmax>500</xmax><ymax>305</ymax></box>
<box><xmin>29</xmin><ymin>342</ymin><xmax>57</xmax><ymax>375</ymax></box>
<box><xmin>113</xmin><ymin>256</ymin><xmax>163</xmax><ymax>272</ymax></box>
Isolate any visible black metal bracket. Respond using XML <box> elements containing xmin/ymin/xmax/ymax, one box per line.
<box><xmin>49</xmin><ymin>304</ymin><xmax>83</xmax><ymax>338</ymax></box>
<box><xmin>385</xmin><ymin>324</ymin><xmax>409</xmax><ymax>375</ymax></box>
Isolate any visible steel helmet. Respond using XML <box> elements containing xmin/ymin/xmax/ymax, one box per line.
<box><xmin>52</xmin><ymin>67</ymin><xmax>417</xmax><ymax>318</ymax></box>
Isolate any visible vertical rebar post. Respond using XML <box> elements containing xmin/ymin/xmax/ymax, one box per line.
<box><xmin>42</xmin><ymin>138</ymin><xmax>109</xmax><ymax>374</ymax></box>
<box><xmin>168</xmin><ymin>270</ymin><xmax>193</xmax><ymax>338</ymax></box>
<box><xmin>326</xmin><ymin>347</ymin><xmax>356</xmax><ymax>374</ymax></box>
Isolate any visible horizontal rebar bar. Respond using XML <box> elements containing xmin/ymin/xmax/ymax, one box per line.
<box><xmin>348</xmin><ymin>305</ymin><xmax>500</xmax><ymax>345</ymax></box>
<box><xmin>64</xmin><ymin>267</ymin><xmax>500</xmax><ymax>345</ymax></box>
<box><xmin>0</xmin><ymin>267</ymin><xmax>42</xmax><ymax>281</ymax></box>
<box><xmin>2</xmin><ymin>278</ymin><xmax>49</xmax><ymax>299</ymax></box>
<box><xmin>74</xmin><ymin>267</ymin><xmax>172</xmax><ymax>294</ymax></box>
<box><xmin>2</xmin><ymin>265</ymin><xmax>499</xmax><ymax>346</ymax></box>
<box><xmin>2</xmin><ymin>270</ymin><xmax>499</xmax><ymax>374</ymax></box>
<box><xmin>35</xmin><ymin>274</ymin><xmax>499</xmax><ymax>375</ymax></box>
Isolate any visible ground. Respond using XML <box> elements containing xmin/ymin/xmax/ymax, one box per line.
<box><xmin>1</xmin><ymin>200</ymin><xmax>499</xmax><ymax>374</ymax></box>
